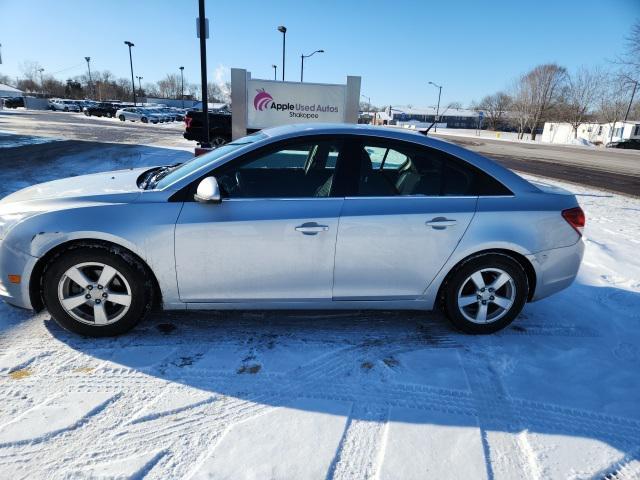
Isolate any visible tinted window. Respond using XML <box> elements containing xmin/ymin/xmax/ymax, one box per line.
<box><xmin>355</xmin><ymin>140</ymin><xmax>511</xmax><ymax>197</ymax></box>
<box><xmin>215</xmin><ymin>139</ymin><xmax>342</xmax><ymax>198</ymax></box>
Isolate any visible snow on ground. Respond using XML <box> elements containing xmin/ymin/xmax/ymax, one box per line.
<box><xmin>0</xmin><ymin>137</ymin><xmax>639</xmax><ymax>479</ymax></box>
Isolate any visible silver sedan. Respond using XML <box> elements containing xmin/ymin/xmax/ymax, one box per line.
<box><xmin>0</xmin><ymin>124</ymin><xmax>585</xmax><ymax>336</ymax></box>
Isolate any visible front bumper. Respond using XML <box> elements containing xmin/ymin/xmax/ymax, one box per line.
<box><xmin>528</xmin><ymin>239</ymin><xmax>585</xmax><ymax>302</ymax></box>
<box><xmin>0</xmin><ymin>241</ymin><xmax>38</xmax><ymax>310</ymax></box>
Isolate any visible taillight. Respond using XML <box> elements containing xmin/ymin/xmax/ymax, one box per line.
<box><xmin>184</xmin><ymin>116</ymin><xmax>192</xmax><ymax>128</ymax></box>
<box><xmin>562</xmin><ymin>207</ymin><xmax>585</xmax><ymax>236</ymax></box>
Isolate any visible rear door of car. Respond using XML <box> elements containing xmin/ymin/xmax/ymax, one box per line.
<box><xmin>332</xmin><ymin>137</ymin><xmax>480</xmax><ymax>300</ymax></box>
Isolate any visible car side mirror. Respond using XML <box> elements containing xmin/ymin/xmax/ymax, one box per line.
<box><xmin>194</xmin><ymin>176</ymin><xmax>221</xmax><ymax>203</ymax></box>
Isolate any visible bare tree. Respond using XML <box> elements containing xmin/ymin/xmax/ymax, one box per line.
<box><xmin>447</xmin><ymin>101</ymin><xmax>462</xmax><ymax>109</ymax></box>
<box><xmin>477</xmin><ymin>92</ymin><xmax>512</xmax><ymax>130</ymax></box>
<box><xmin>561</xmin><ymin>66</ymin><xmax>603</xmax><ymax>137</ymax></box>
<box><xmin>617</xmin><ymin>20</ymin><xmax>640</xmax><ymax>78</ymax></box>
<box><xmin>596</xmin><ymin>75</ymin><xmax>629</xmax><ymax>143</ymax></box>
<box><xmin>509</xmin><ymin>76</ymin><xmax>535</xmax><ymax>139</ymax></box>
<box><xmin>157</xmin><ymin>73</ymin><xmax>181</xmax><ymax>98</ymax></box>
<box><xmin>526</xmin><ymin>63</ymin><xmax>568</xmax><ymax>140</ymax></box>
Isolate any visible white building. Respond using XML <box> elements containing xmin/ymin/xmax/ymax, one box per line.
<box><xmin>0</xmin><ymin>83</ymin><xmax>23</xmax><ymax>98</ymax></box>
<box><xmin>542</xmin><ymin>121</ymin><xmax>640</xmax><ymax>145</ymax></box>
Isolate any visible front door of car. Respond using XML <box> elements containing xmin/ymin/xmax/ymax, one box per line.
<box><xmin>333</xmin><ymin>139</ymin><xmax>479</xmax><ymax>300</ymax></box>
<box><xmin>175</xmin><ymin>137</ymin><xmax>345</xmax><ymax>302</ymax></box>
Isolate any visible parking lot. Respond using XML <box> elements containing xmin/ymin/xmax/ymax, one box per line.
<box><xmin>0</xmin><ymin>111</ymin><xmax>639</xmax><ymax>479</ymax></box>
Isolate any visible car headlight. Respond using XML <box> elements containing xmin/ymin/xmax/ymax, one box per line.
<box><xmin>0</xmin><ymin>212</ymin><xmax>39</xmax><ymax>241</ymax></box>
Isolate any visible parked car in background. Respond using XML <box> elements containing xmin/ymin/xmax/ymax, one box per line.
<box><xmin>116</xmin><ymin>107</ymin><xmax>160</xmax><ymax>124</ymax></box>
<box><xmin>2</xmin><ymin>97</ymin><xmax>25</xmax><ymax>109</ymax></box>
<box><xmin>146</xmin><ymin>107</ymin><xmax>172</xmax><ymax>122</ymax></box>
<box><xmin>0</xmin><ymin>124</ymin><xmax>585</xmax><ymax>337</ymax></box>
<box><xmin>606</xmin><ymin>139</ymin><xmax>640</xmax><ymax>150</ymax></box>
<box><xmin>49</xmin><ymin>99</ymin><xmax>81</xmax><ymax>112</ymax></box>
<box><xmin>84</xmin><ymin>102</ymin><xmax>120</xmax><ymax>118</ymax></box>
<box><xmin>183</xmin><ymin>109</ymin><xmax>233</xmax><ymax>145</ymax></box>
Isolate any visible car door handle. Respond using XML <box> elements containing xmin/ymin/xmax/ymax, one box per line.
<box><xmin>295</xmin><ymin>222</ymin><xmax>329</xmax><ymax>235</ymax></box>
<box><xmin>426</xmin><ymin>217</ymin><xmax>457</xmax><ymax>229</ymax></box>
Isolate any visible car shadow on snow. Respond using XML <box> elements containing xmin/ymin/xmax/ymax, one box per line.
<box><xmin>38</xmin><ymin>281</ymin><xmax>640</xmax><ymax>477</ymax></box>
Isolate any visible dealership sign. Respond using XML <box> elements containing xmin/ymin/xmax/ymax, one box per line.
<box><xmin>247</xmin><ymin>79</ymin><xmax>347</xmax><ymax>129</ymax></box>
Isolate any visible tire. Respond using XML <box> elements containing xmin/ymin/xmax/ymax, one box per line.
<box><xmin>42</xmin><ymin>245</ymin><xmax>153</xmax><ymax>337</ymax></box>
<box><xmin>106</xmin><ymin>112</ymin><xmax>113</xmax><ymax>118</ymax></box>
<box><xmin>211</xmin><ymin>136</ymin><xmax>227</xmax><ymax>147</ymax></box>
<box><xmin>119</xmin><ymin>115</ymin><xmax>125</xmax><ymax>121</ymax></box>
<box><xmin>442</xmin><ymin>253</ymin><xmax>528</xmax><ymax>334</ymax></box>
<box><xmin>141</xmin><ymin>117</ymin><xmax>148</xmax><ymax>123</ymax></box>
<box><xmin>84</xmin><ymin>110</ymin><xmax>90</xmax><ymax>116</ymax></box>
<box><xmin>64</xmin><ymin>107</ymin><xmax>69</xmax><ymax>112</ymax></box>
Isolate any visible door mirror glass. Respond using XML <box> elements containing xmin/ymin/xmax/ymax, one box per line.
<box><xmin>194</xmin><ymin>176</ymin><xmax>221</xmax><ymax>203</ymax></box>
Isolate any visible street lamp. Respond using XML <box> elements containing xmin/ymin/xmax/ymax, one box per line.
<box><xmin>124</xmin><ymin>41</ymin><xmax>136</xmax><ymax>105</ymax></box>
<box><xmin>38</xmin><ymin>68</ymin><xmax>45</xmax><ymax>94</ymax></box>
<box><xmin>272</xmin><ymin>64</ymin><xmax>277</xmax><ymax>81</ymax></box>
<box><xmin>84</xmin><ymin>57</ymin><xmax>93</xmax><ymax>99</ymax></box>
<box><xmin>428</xmin><ymin>81</ymin><xmax>442</xmax><ymax>132</ymax></box>
<box><xmin>277</xmin><ymin>25</ymin><xmax>286</xmax><ymax>81</ymax></box>
<box><xmin>300</xmin><ymin>49</ymin><xmax>324</xmax><ymax>82</ymax></box>
<box><xmin>136</xmin><ymin>76</ymin><xmax>143</xmax><ymax>99</ymax></box>
<box><xmin>179</xmin><ymin>66</ymin><xmax>185</xmax><ymax>108</ymax></box>
<box><xmin>624</xmin><ymin>79</ymin><xmax>638</xmax><ymax>122</ymax></box>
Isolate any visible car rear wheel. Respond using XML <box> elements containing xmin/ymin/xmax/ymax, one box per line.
<box><xmin>211</xmin><ymin>136</ymin><xmax>227</xmax><ymax>147</ymax></box>
<box><xmin>119</xmin><ymin>115</ymin><xmax>125</xmax><ymax>121</ymax></box>
<box><xmin>106</xmin><ymin>112</ymin><xmax>113</xmax><ymax>118</ymax></box>
<box><xmin>84</xmin><ymin>110</ymin><xmax>90</xmax><ymax>116</ymax></box>
<box><xmin>141</xmin><ymin>117</ymin><xmax>148</xmax><ymax>123</ymax></box>
<box><xmin>442</xmin><ymin>253</ymin><xmax>528</xmax><ymax>334</ymax></box>
<box><xmin>63</xmin><ymin>107</ymin><xmax>69</xmax><ymax>112</ymax></box>
<box><xmin>42</xmin><ymin>246</ymin><xmax>152</xmax><ymax>337</ymax></box>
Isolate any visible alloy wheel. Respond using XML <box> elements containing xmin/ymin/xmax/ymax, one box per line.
<box><xmin>456</xmin><ymin>268</ymin><xmax>516</xmax><ymax>324</ymax></box>
<box><xmin>57</xmin><ymin>262</ymin><xmax>132</xmax><ymax>326</ymax></box>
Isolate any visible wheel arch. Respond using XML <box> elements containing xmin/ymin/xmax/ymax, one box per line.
<box><xmin>435</xmin><ymin>248</ymin><xmax>537</xmax><ymax>309</ymax></box>
<box><xmin>29</xmin><ymin>238</ymin><xmax>162</xmax><ymax>312</ymax></box>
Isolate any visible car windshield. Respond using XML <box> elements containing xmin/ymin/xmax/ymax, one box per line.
<box><xmin>153</xmin><ymin>132</ymin><xmax>268</xmax><ymax>190</ymax></box>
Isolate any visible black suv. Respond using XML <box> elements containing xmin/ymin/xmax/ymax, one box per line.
<box><xmin>2</xmin><ymin>97</ymin><xmax>25</xmax><ymax>109</ymax></box>
<box><xmin>84</xmin><ymin>102</ymin><xmax>120</xmax><ymax>118</ymax></box>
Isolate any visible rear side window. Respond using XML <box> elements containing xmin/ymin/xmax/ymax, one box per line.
<box><xmin>355</xmin><ymin>140</ymin><xmax>511</xmax><ymax>197</ymax></box>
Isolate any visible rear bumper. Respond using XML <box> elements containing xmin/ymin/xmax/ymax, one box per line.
<box><xmin>528</xmin><ymin>239</ymin><xmax>585</xmax><ymax>302</ymax></box>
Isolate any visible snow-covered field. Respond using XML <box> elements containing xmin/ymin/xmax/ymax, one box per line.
<box><xmin>0</xmin><ymin>137</ymin><xmax>639</xmax><ymax>479</ymax></box>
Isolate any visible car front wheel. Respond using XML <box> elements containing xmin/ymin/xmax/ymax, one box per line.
<box><xmin>119</xmin><ymin>115</ymin><xmax>125</xmax><ymax>121</ymax></box>
<box><xmin>106</xmin><ymin>112</ymin><xmax>113</xmax><ymax>118</ymax></box>
<box><xmin>42</xmin><ymin>246</ymin><xmax>152</xmax><ymax>336</ymax></box>
<box><xmin>442</xmin><ymin>253</ymin><xmax>528</xmax><ymax>334</ymax></box>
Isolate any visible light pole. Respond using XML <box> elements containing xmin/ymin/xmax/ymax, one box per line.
<box><xmin>624</xmin><ymin>79</ymin><xmax>638</xmax><ymax>122</ymax></box>
<box><xmin>272</xmin><ymin>64</ymin><xmax>277</xmax><ymax>80</ymax></box>
<box><xmin>428</xmin><ymin>81</ymin><xmax>442</xmax><ymax>132</ymax></box>
<box><xmin>300</xmin><ymin>49</ymin><xmax>324</xmax><ymax>82</ymax></box>
<box><xmin>361</xmin><ymin>94</ymin><xmax>371</xmax><ymax>124</ymax></box>
<box><xmin>124</xmin><ymin>41</ymin><xmax>136</xmax><ymax>105</ymax></box>
<box><xmin>37</xmin><ymin>67</ymin><xmax>45</xmax><ymax>92</ymax></box>
<box><xmin>84</xmin><ymin>57</ymin><xmax>93</xmax><ymax>98</ymax></box>
<box><xmin>136</xmin><ymin>76</ymin><xmax>143</xmax><ymax>99</ymax></box>
<box><xmin>198</xmin><ymin>0</ymin><xmax>211</xmax><ymax>148</ymax></box>
<box><xmin>277</xmin><ymin>25</ymin><xmax>286</xmax><ymax>81</ymax></box>
<box><xmin>179</xmin><ymin>66</ymin><xmax>185</xmax><ymax>108</ymax></box>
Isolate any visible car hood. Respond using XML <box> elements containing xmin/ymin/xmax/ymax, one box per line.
<box><xmin>0</xmin><ymin>167</ymin><xmax>152</xmax><ymax>206</ymax></box>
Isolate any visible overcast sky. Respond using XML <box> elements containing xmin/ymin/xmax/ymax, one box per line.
<box><xmin>0</xmin><ymin>0</ymin><xmax>637</xmax><ymax>107</ymax></box>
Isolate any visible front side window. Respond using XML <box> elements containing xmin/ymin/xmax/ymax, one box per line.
<box><xmin>355</xmin><ymin>140</ymin><xmax>511</xmax><ymax>197</ymax></box>
<box><xmin>215</xmin><ymin>139</ymin><xmax>342</xmax><ymax>198</ymax></box>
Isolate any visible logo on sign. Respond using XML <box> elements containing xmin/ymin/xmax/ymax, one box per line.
<box><xmin>253</xmin><ymin>89</ymin><xmax>273</xmax><ymax>111</ymax></box>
